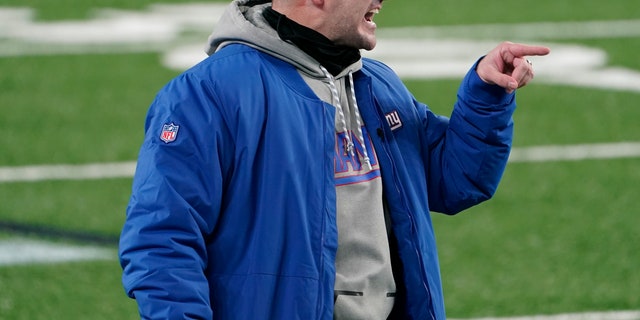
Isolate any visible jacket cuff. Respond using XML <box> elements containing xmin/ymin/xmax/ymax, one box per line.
<box><xmin>463</xmin><ymin>57</ymin><xmax>514</xmax><ymax>107</ymax></box>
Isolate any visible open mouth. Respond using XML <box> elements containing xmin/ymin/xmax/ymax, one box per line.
<box><xmin>364</xmin><ymin>8</ymin><xmax>380</xmax><ymax>24</ymax></box>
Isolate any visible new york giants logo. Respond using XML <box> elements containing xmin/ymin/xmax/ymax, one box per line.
<box><xmin>334</xmin><ymin>127</ymin><xmax>380</xmax><ymax>186</ymax></box>
<box><xmin>385</xmin><ymin>110</ymin><xmax>403</xmax><ymax>131</ymax></box>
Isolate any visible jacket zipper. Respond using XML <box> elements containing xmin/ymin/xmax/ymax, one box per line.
<box><xmin>372</xmin><ymin>96</ymin><xmax>436</xmax><ymax>320</ymax></box>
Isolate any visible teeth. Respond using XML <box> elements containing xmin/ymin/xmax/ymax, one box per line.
<box><xmin>365</xmin><ymin>8</ymin><xmax>379</xmax><ymax>23</ymax></box>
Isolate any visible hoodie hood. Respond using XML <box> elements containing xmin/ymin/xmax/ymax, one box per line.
<box><xmin>205</xmin><ymin>0</ymin><xmax>362</xmax><ymax>79</ymax></box>
<box><xmin>205</xmin><ymin>0</ymin><xmax>369</xmax><ymax>167</ymax></box>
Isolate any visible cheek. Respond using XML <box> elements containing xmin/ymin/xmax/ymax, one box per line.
<box><xmin>336</xmin><ymin>8</ymin><xmax>360</xmax><ymax>26</ymax></box>
<box><xmin>332</xmin><ymin>15</ymin><xmax>354</xmax><ymax>34</ymax></box>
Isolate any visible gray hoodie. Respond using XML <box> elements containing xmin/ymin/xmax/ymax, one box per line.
<box><xmin>206</xmin><ymin>1</ymin><xmax>396</xmax><ymax>318</ymax></box>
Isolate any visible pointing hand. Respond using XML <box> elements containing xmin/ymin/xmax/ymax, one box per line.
<box><xmin>477</xmin><ymin>41</ymin><xmax>551</xmax><ymax>93</ymax></box>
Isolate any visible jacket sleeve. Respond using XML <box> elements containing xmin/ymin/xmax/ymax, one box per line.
<box><xmin>424</xmin><ymin>59</ymin><xmax>516</xmax><ymax>214</ymax></box>
<box><xmin>118</xmin><ymin>72</ymin><xmax>229</xmax><ymax>319</ymax></box>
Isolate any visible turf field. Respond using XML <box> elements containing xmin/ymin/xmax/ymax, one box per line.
<box><xmin>0</xmin><ymin>0</ymin><xmax>639</xmax><ymax>319</ymax></box>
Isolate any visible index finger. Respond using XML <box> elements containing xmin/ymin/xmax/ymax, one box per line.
<box><xmin>506</xmin><ymin>43</ymin><xmax>551</xmax><ymax>58</ymax></box>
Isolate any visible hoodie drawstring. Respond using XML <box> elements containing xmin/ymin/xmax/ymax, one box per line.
<box><xmin>347</xmin><ymin>73</ymin><xmax>372</xmax><ymax>171</ymax></box>
<box><xmin>321</xmin><ymin>66</ymin><xmax>354</xmax><ymax>156</ymax></box>
<box><xmin>320</xmin><ymin>66</ymin><xmax>372</xmax><ymax>171</ymax></box>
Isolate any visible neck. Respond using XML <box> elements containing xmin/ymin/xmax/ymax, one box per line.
<box><xmin>263</xmin><ymin>7</ymin><xmax>360</xmax><ymax>76</ymax></box>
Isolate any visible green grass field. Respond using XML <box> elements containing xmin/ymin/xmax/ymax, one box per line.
<box><xmin>1</xmin><ymin>0</ymin><xmax>639</xmax><ymax>319</ymax></box>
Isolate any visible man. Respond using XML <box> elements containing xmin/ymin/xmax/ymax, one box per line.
<box><xmin>118</xmin><ymin>0</ymin><xmax>550</xmax><ymax>318</ymax></box>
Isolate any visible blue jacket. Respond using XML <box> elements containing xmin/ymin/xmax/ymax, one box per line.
<box><xmin>119</xmin><ymin>44</ymin><xmax>515</xmax><ymax>319</ymax></box>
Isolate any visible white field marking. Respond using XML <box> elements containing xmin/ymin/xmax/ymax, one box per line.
<box><xmin>449</xmin><ymin>310</ymin><xmax>640</xmax><ymax>320</ymax></box>
<box><xmin>0</xmin><ymin>238</ymin><xmax>114</xmax><ymax>266</ymax></box>
<box><xmin>0</xmin><ymin>4</ymin><xmax>227</xmax><ymax>45</ymax></box>
<box><xmin>2</xmin><ymin>5</ymin><xmax>640</xmax><ymax>92</ymax></box>
<box><xmin>0</xmin><ymin>161</ymin><xmax>137</xmax><ymax>183</ymax></box>
<box><xmin>166</xmin><ymin>38</ymin><xmax>640</xmax><ymax>92</ymax></box>
<box><xmin>1</xmin><ymin>143</ymin><xmax>640</xmax><ymax>183</ymax></box>
<box><xmin>0</xmin><ymin>242</ymin><xmax>637</xmax><ymax>320</ymax></box>
<box><xmin>2</xmin><ymin>5</ymin><xmax>639</xmax><ymax>48</ymax></box>
<box><xmin>366</xmin><ymin>40</ymin><xmax>640</xmax><ymax>93</ymax></box>
<box><xmin>508</xmin><ymin>142</ymin><xmax>640</xmax><ymax>163</ymax></box>
<box><xmin>377</xmin><ymin>19</ymin><xmax>640</xmax><ymax>41</ymax></box>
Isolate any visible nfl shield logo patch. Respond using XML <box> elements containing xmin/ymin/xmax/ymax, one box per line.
<box><xmin>160</xmin><ymin>123</ymin><xmax>179</xmax><ymax>143</ymax></box>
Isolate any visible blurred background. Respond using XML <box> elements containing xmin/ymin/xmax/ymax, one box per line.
<box><xmin>1</xmin><ymin>0</ymin><xmax>639</xmax><ymax>319</ymax></box>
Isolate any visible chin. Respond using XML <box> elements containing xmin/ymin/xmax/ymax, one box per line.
<box><xmin>361</xmin><ymin>38</ymin><xmax>377</xmax><ymax>51</ymax></box>
<box><xmin>336</xmin><ymin>33</ymin><xmax>376</xmax><ymax>50</ymax></box>
<box><xmin>360</xmin><ymin>31</ymin><xmax>377</xmax><ymax>50</ymax></box>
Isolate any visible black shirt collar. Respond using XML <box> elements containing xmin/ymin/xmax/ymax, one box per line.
<box><xmin>262</xmin><ymin>7</ymin><xmax>361</xmax><ymax>77</ymax></box>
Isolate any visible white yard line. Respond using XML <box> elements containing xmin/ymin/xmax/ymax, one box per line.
<box><xmin>3</xmin><ymin>7</ymin><xmax>640</xmax><ymax>93</ymax></box>
<box><xmin>0</xmin><ymin>238</ymin><xmax>114</xmax><ymax>266</ymax></box>
<box><xmin>377</xmin><ymin>19</ymin><xmax>640</xmax><ymax>41</ymax></box>
<box><xmin>450</xmin><ymin>310</ymin><xmax>640</xmax><ymax>320</ymax></box>
<box><xmin>1</xmin><ymin>142</ymin><xmax>640</xmax><ymax>183</ymax></box>
<box><xmin>0</xmin><ymin>161</ymin><xmax>136</xmax><ymax>183</ymax></box>
<box><xmin>0</xmin><ymin>242</ymin><xmax>637</xmax><ymax>320</ymax></box>
<box><xmin>508</xmin><ymin>142</ymin><xmax>640</xmax><ymax>163</ymax></box>
<box><xmin>2</xmin><ymin>5</ymin><xmax>639</xmax><ymax>48</ymax></box>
